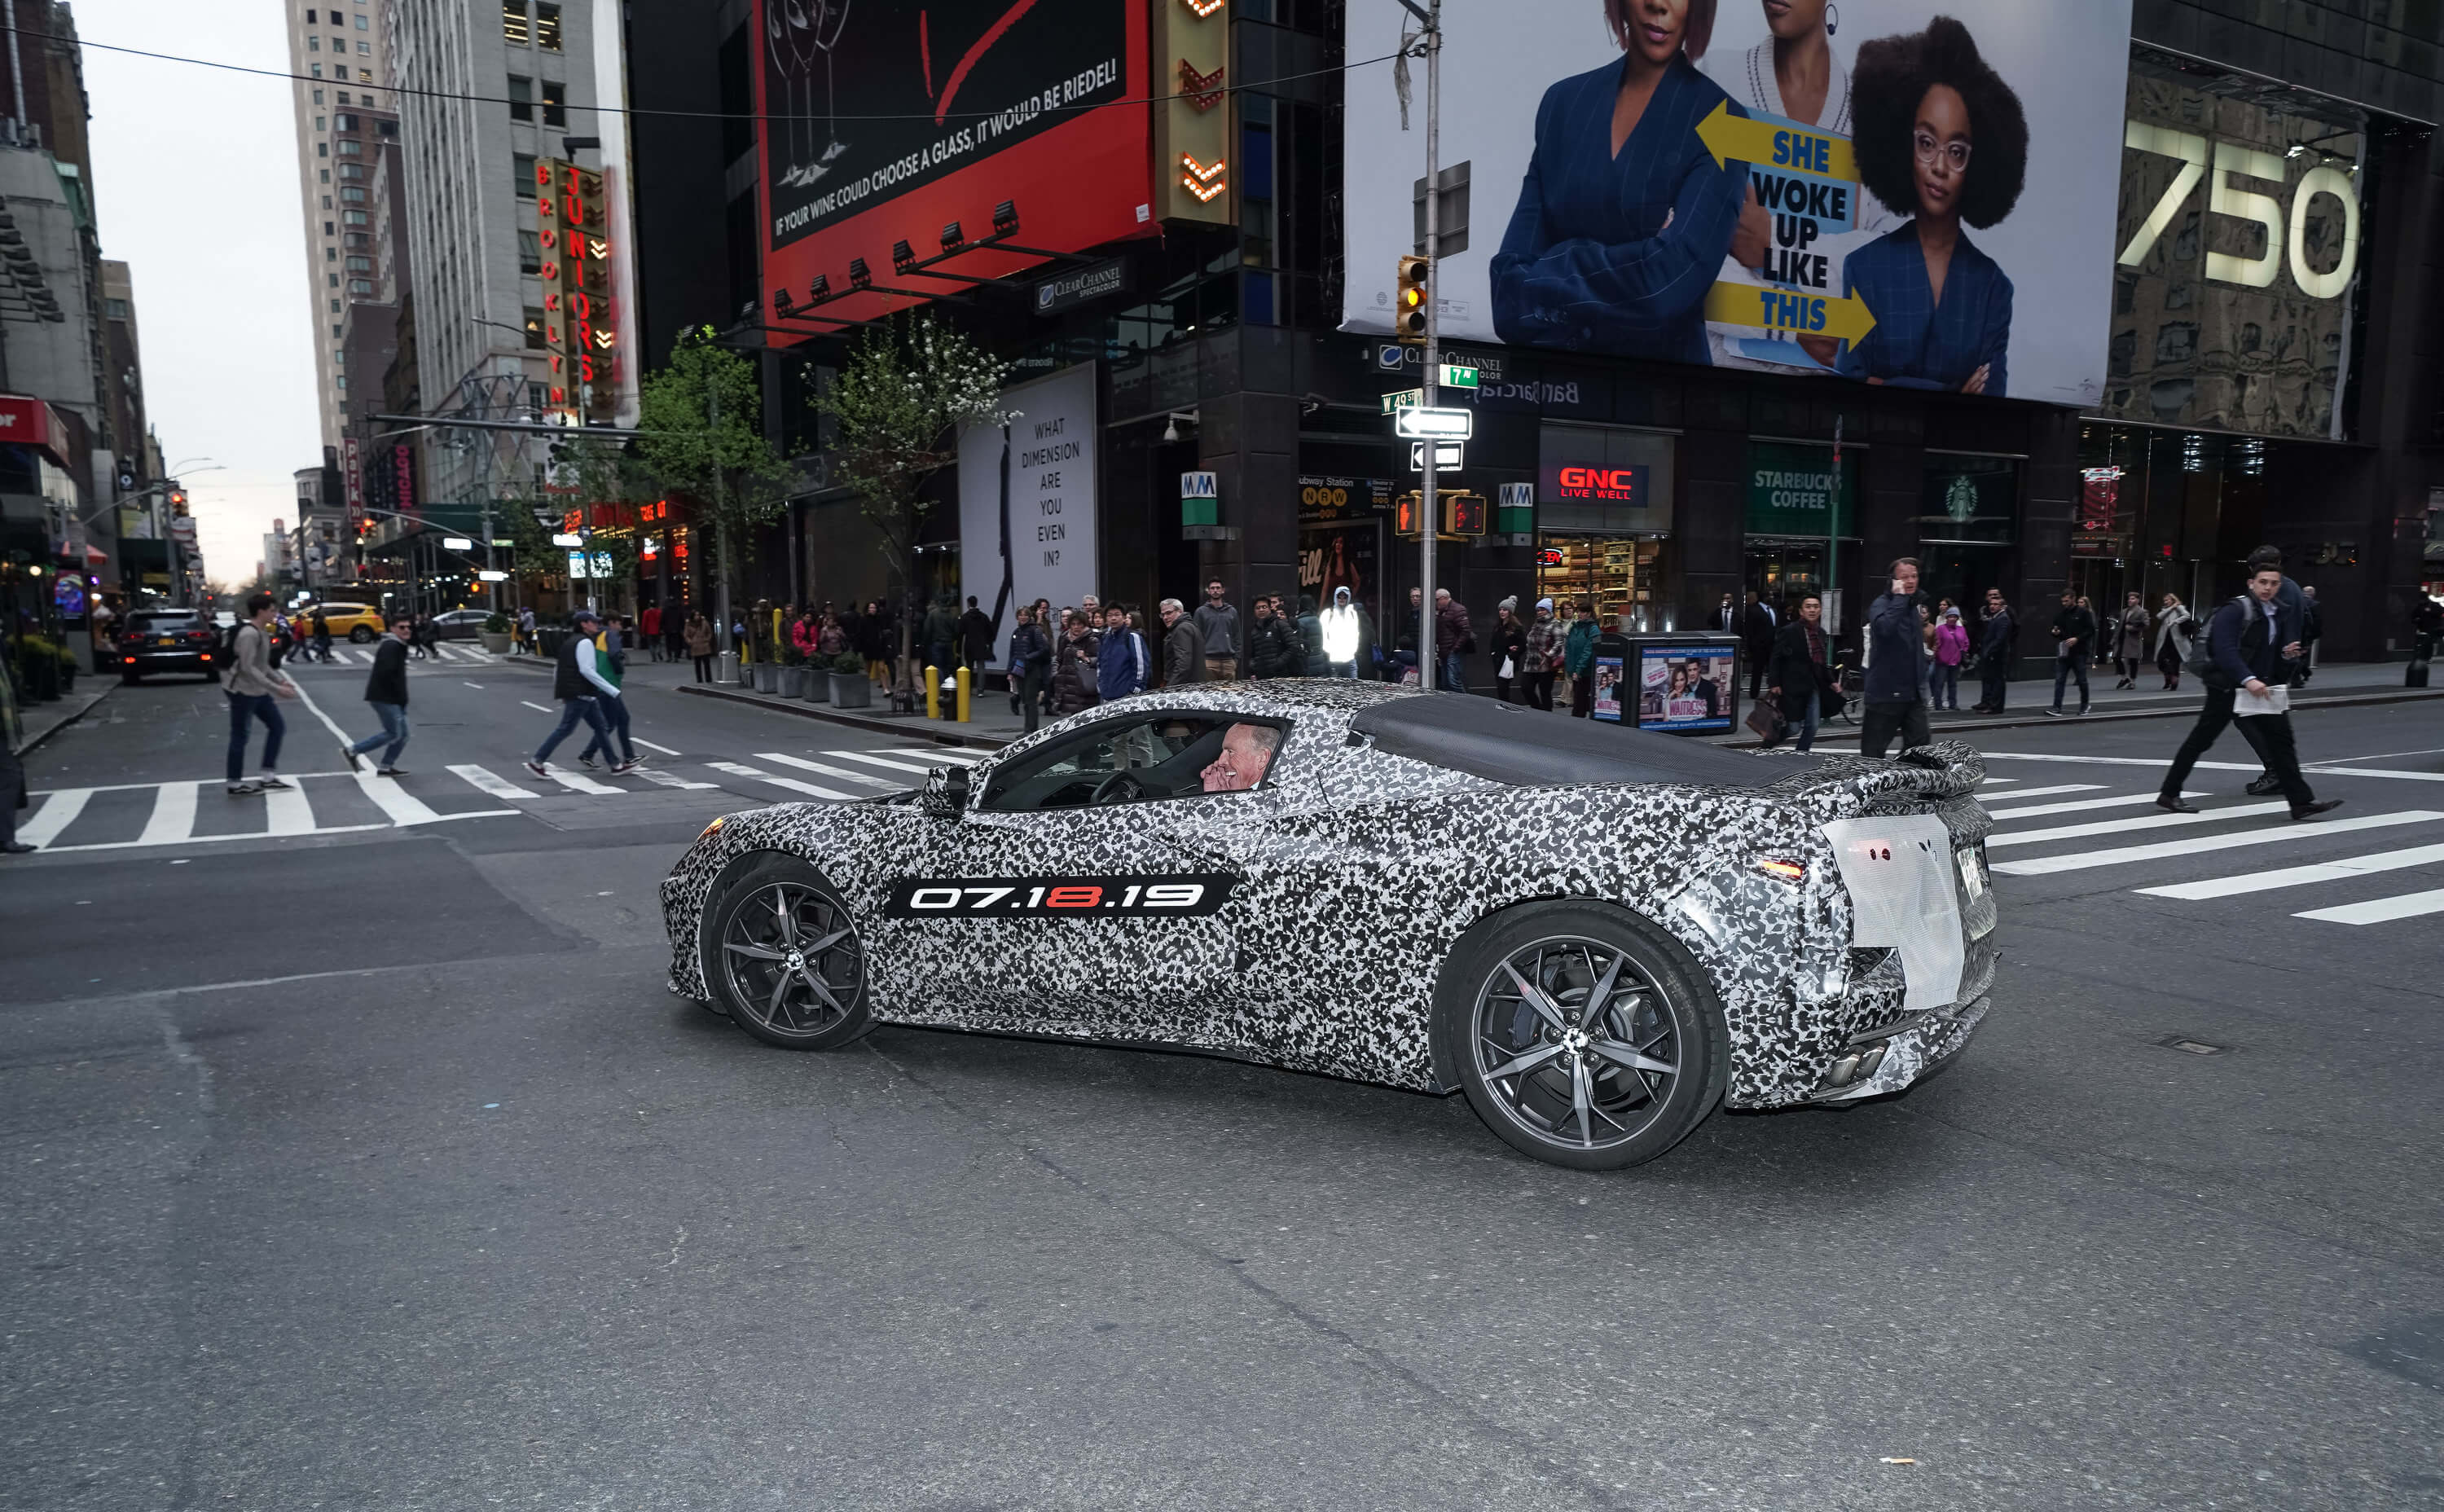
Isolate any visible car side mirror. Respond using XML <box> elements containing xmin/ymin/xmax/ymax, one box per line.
<box><xmin>918</xmin><ymin>763</ymin><xmax>969</xmax><ymax>819</ymax></box>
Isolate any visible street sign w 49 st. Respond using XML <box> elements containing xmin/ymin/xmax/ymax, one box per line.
<box><xmin>1380</xmin><ymin>389</ymin><xmax>1425</xmax><ymax>415</ymax></box>
<box><xmin>1394</xmin><ymin>406</ymin><xmax>1473</xmax><ymax>441</ymax></box>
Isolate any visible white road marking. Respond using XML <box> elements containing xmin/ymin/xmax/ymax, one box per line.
<box><xmin>138</xmin><ymin>782</ymin><xmax>200</xmax><ymax>846</ymax></box>
<box><xmin>1985</xmin><ymin>801</ymin><xmax>2292</xmax><ymax>849</ymax></box>
<box><xmin>1973</xmin><ymin>784</ymin><xmax>2107</xmax><ymax>803</ymax></box>
<box><xmin>886</xmin><ymin>745</ymin><xmax>987</xmax><ymax>764</ymax></box>
<box><xmin>1980</xmin><ymin>777</ymin><xmax>2019</xmax><ymax>785</ymax></box>
<box><xmin>538</xmin><ymin>765</ymin><xmax>624</xmax><ymax>795</ymax></box>
<box><xmin>631</xmin><ymin>767</ymin><xmax>719</xmax><ymax>790</ymax></box>
<box><xmin>2295</xmin><ymin>888</ymin><xmax>2444</xmax><ymax>925</ymax></box>
<box><xmin>706</xmin><ymin>761</ymin><xmax>860</xmax><ymax>801</ymax></box>
<box><xmin>1992</xmin><ymin>811</ymin><xmax>2444</xmax><ymax>876</ymax></box>
<box><xmin>2285</xmin><ymin>765</ymin><xmax>2444</xmax><ymax>784</ymax></box>
<box><xmin>1982</xmin><ymin>750</ymin><xmax>2444</xmax><ymax>782</ymax></box>
<box><xmin>31</xmin><ymin>772</ymin><xmax>351</xmax><ymax>796</ymax></box>
<box><xmin>262</xmin><ymin>781</ymin><xmax>317</xmax><ymax>836</ymax></box>
<box><xmin>37</xmin><ymin>824</ymin><xmax>390</xmax><ymax>855</ymax></box>
<box><xmin>755</xmin><ymin>751</ymin><xmax>899</xmax><ymax>787</ymax></box>
<box><xmin>1985</xmin><ymin>791</ymin><xmax>2204</xmax><ymax>820</ymax></box>
<box><xmin>821</xmin><ymin>749</ymin><xmax>950</xmax><ymax>776</ymax></box>
<box><xmin>463</xmin><ymin>681</ymin><xmax>485</xmax><ymax>689</ymax></box>
<box><xmin>17</xmin><ymin>788</ymin><xmax>91</xmax><ymax>849</ymax></box>
<box><xmin>521</xmin><ymin>701</ymin><xmax>553</xmax><ymax>714</ymax></box>
<box><xmin>449</xmin><ymin>764</ymin><xmax>541</xmax><ymax>800</ymax></box>
<box><xmin>350</xmin><ymin>771</ymin><xmax>442</xmax><ymax>825</ymax></box>
<box><xmin>2304</xmin><ymin>746</ymin><xmax>2444</xmax><ymax>766</ymax></box>
<box><xmin>2136</xmin><ymin>842</ymin><xmax>2444</xmax><ymax>900</ymax></box>
<box><xmin>631</xmin><ymin>738</ymin><xmax>683</xmax><ymax>756</ymax></box>
<box><xmin>282</xmin><ymin>673</ymin><xmax>357</xmax><ymax>748</ymax></box>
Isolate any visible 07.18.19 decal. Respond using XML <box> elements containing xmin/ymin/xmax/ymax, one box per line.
<box><xmin>884</xmin><ymin>874</ymin><xmax>1235</xmax><ymax>920</ymax></box>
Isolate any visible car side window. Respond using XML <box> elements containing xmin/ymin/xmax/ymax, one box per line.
<box><xmin>980</xmin><ymin>714</ymin><xmax>1287</xmax><ymax>814</ymax></box>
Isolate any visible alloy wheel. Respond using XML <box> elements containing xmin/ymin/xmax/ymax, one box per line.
<box><xmin>719</xmin><ymin>881</ymin><xmax>862</xmax><ymax>1039</ymax></box>
<box><xmin>1470</xmin><ymin>936</ymin><xmax>1681</xmax><ymax>1152</ymax></box>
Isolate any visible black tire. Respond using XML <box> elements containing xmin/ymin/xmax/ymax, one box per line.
<box><xmin>203</xmin><ymin>668</ymin><xmax>221</xmax><ymax>684</ymax></box>
<box><xmin>349</xmin><ymin>626</ymin><xmax>376</xmax><ymax>643</ymax></box>
<box><xmin>700</xmin><ymin>855</ymin><xmax>874</xmax><ymax>1051</ymax></box>
<box><xmin>1432</xmin><ymin>902</ymin><xmax>1727</xmax><ymax>1171</ymax></box>
<box><xmin>121</xmin><ymin>672</ymin><xmax>141</xmax><ymax>686</ymax></box>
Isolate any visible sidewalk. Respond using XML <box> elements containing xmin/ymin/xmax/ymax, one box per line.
<box><xmin>528</xmin><ymin>645</ymin><xmax>2437</xmax><ymax>755</ymax></box>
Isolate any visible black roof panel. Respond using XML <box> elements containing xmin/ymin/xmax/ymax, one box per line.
<box><xmin>1349</xmin><ymin>692</ymin><xmax>1804</xmax><ymax>789</ymax></box>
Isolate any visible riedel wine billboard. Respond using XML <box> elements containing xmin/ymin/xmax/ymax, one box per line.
<box><xmin>755</xmin><ymin>0</ymin><xmax>1153</xmax><ymax>327</ymax></box>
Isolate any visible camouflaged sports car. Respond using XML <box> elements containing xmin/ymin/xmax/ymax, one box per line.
<box><xmin>661</xmin><ymin>681</ymin><xmax>1997</xmax><ymax>1170</ymax></box>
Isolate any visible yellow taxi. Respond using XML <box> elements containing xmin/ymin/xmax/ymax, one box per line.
<box><xmin>293</xmin><ymin>602</ymin><xmax>387</xmax><ymax>643</ymax></box>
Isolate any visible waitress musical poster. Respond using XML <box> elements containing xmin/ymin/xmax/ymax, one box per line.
<box><xmin>1343</xmin><ymin>1</ymin><xmax>2130</xmax><ymax>407</ymax></box>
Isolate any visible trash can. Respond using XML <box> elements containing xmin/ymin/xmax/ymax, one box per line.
<box><xmin>1591</xmin><ymin>634</ymin><xmax>1741</xmax><ymax>736</ymax></box>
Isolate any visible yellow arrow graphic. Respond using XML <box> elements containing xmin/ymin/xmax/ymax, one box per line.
<box><xmin>1705</xmin><ymin>280</ymin><xmax>1877</xmax><ymax>343</ymax></box>
<box><xmin>1694</xmin><ymin>101</ymin><xmax>1857</xmax><ymax>183</ymax></box>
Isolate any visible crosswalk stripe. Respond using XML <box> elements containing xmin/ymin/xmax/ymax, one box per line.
<box><xmin>1975</xmin><ymin>784</ymin><xmax>2107</xmax><ymax>804</ymax></box>
<box><xmin>1986</xmin><ymin>800</ymin><xmax>2291</xmax><ymax>849</ymax></box>
<box><xmin>755</xmin><ymin>752</ymin><xmax>900</xmax><ymax>787</ymax></box>
<box><xmin>822</xmin><ymin>750</ymin><xmax>951</xmax><ymax>776</ymax></box>
<box><xmin>521</xmin><ymin>701</ymin><xmax>553</xmax><ymax>714</ymax></box>
<box><xmin>18</xmin><ymin>788</ymin><xmax>91</xmax><ymax>848</ymax></box>
<box><xmin>449</xmin><ymin>764</ymin><xmax>540</xmax><ymax>800</ymax></box>
<box><xmin>37</xmin><ymin>823</ymin><xmax>389</xmax><ymax>855</ymax></box>
<box><xmin>350</xmin><ymin>770</ymin><xmax>442</xmax><ymax>825</ymax></box>
<box><xmin>1992</xmin><ymin>810</ymin><xmax>2444</xmax><ymax>877</ymax></box>
<box><xmin>887</xmin><ymin>745</ymin><xmax>987</xmax><ymax>765</ymax></box>
<box><xmin>1985</xmin><ymin>791</ymin><xmax>2203</xmax><ymax>820</ymax></box>
<box><xmin>2135</xmin><ymin>842</ymin><xmax>2444</xmax><ymax>900</ymax></box>
<box><xmin>139</xmin><ymin>782</ymin><xmax>200</xmax><ymax>846</ymax></box>
<box><xmin>2295</xmin><ymin>888</ymin><xmax>2444</xmax><ymax>925</ymax></box>
<box><xmin>538</xmin><ymin>765</ymin><xmax>623</xmax><ymax>795</ymax></box>
<box><xmin>632</xmin><ymin>767</ymin><xmax>719</xmax><ymax>791</ymax></box>
<box><xmin>706</xmin><ymin>760</ymin><xmax>860</xmax><ymax>801</ymax></box>
<box><xmin>631</xmin><ymin>739</ymin><xmax>683</xmax><ymax>757</ymax></box>
<box><xmin>1980</xmin><ymin>777</ymin><xmax>2018</xmax><ymax>785</ymax></box>
<box><xmin>2289</xmin><ymin>765</ymin><xmax>2444</xmax><ymax>784</ymax></box>
<box><xmin>262</xmin><ymin>782</ymin><xmax>317</xmax><ymax>836</ymax></box>
<box><xmin>1985</xmin><ymin>751</ymin><xmax>2444</xmax><ymax>783</ymax></box>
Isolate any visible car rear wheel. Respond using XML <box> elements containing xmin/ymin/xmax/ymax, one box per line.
<box><xmin>349</xmin><ymin>626</ymin><xmax>376</xmax><ymax>643</ymax></box>
<box><xmin>1434</xmin><ymin>903</ymin><xmax>1726</xmax><ymax>1171</ymax></box>
<box><xmin>703</xmin><ymin>855</ymin><xmax>873</xmax><ymax>1051</ymax></box>
<box><xmin>121</xmin><ymin>672</ymin><xmax>141</xmax><ymax>685</ymax></box>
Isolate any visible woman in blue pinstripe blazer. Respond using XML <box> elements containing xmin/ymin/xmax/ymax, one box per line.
<box><xmin>1835</xmin><ymin>17</ymin><xmax>2028</xmax><ymax>396</ymax></box>
<box><xmin>1490</xmin><ymin>0</ymin><xmax>1763</xmax><ymax>365</ymax></box>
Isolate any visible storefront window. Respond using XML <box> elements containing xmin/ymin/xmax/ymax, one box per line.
<box><xmin>1536</xmin><ymin>423</ymin><xmax>1673</xmax><ymax>630</ymax></box>
<box><xmin>1917</xmin><ymin>454</ymin><xmax>2018</xmax><ymax>614</ymax></box>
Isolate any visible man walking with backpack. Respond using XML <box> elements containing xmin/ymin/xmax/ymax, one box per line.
<box><xmin>577</xmin><ymin>613</ymin><xmax>639</xmax><ymax>771</ymax></box>
<box><xmin>224</xmin><ymin>592</ymin><xmax>301</xmax><ymax>796</ymax></box>
<box><xmin>338</xmin><ymin>612</ymin><xmax>415</xmax><ymax>776</ymax></box>
<box><xmin>523</xmin><ymin>608</ymin><xmax>627</xmax><ymax>776</ymax></box>
<box><xmin>2157</xmin><ymin>560</ymin><xmax>2339</xmax><ymax>822</ymax></box>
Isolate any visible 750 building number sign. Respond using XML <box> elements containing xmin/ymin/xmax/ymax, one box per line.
<box><xmin>2118</xmin><ymin>121</ymin><xmax>2360</xmax><ymax>299</ymax></box>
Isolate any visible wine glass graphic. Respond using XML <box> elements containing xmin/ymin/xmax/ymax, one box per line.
<box><xmin>770</xmin><ymin>0</ymin><xmax>852</xmax><ymax>187</ymax></box>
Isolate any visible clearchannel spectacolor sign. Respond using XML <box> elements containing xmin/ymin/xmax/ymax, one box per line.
<box><xmin>1344</xmin><ymin>0</ymin><xmax>2134</xmax><ymax>407</ymax></box>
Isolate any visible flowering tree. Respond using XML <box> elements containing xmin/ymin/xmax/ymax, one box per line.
<box><xmin>815</xmin><ymin>314</ymin><xmax>1008</xmax><ymax>703</ymax></box>
<box><xmin>634</xmin><ymin>327</ymin><xmax>790</xmax><ymax>652</ymax></box>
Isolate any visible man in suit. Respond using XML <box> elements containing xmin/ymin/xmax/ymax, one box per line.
<box><xmin>1767</xmin><ymin>595</ymin><xmax>1840</xmax><ymax>752</ymax></box>
<box><xmin>1713</xmin><ymin>594</ymin><xmax>1739</xmax><ymax>635</ymax></box>
<box><xmin>1741</xmin><ymin>590</ymin><xmax>1778</xmax><ymax>699</ymax></box>
<box><xmin>1971</xmin><ymin>588</ymin><xmax>2015</xmax><ymax>711</ymax></box>
<box><xmin>2158</xmin><ymin>560</ymin><xmax>2339</xmax><ymax>822</ymax></box>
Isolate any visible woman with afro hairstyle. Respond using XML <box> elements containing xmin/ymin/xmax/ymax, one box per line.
<box><xmin>1490</xmin><ymin>0</ymin><xmax>1769</xmax><ymax>364</ymax></box>
<box><xmin>1835</xmin><ymin>16</ymin><xmax>2028</xmax><ymax>395</ymax></box>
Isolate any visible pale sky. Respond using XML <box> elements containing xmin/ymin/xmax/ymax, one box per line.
<box><xmin>82</xmin><ymin>2</ymin><xmax>320</xmax><ymax>585</ymax></box>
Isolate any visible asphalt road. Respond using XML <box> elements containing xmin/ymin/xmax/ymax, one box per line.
<box><xmin>3</xmin><ymin>664</ymin><xmax>2441</xmax><ymax>1510</ymax></box>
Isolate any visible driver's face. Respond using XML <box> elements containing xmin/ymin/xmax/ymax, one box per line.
<box><xmin>1200</xmin><ymin>724</ymin><xmax>1272</xmax><ymax>793</ymax></box>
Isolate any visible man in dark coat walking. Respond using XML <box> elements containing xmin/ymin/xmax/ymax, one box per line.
<box><xmin>1741</xmin><ymin>590</ymin><xmax>1778</xmax><ymax>701</ymax></box>
<box><xmin>340</xmin><ymin>613</ymin><xmax>416</xmax><ymax>775</ymax></box>
<box><xmin>1971</xmin><ymin>588</ymin><xmax>2015</xmax><ymax>712</ymax></box>
<box><xmin>1766</xmin><ymin>595</ymin><xmax>1840</xmax><ymax>752</ymax></box>
<box><xmin>2157</xmin><ymin>560</ymin><xmax>2339</xmax><ymax>822</ymax></box>
<box><xmin>1859</xmin><ymin>559</ymin><xmax>1931</xmax><ymax>758</ymax></box>
<box><xmin>2046</xmin><ymin>590</ymin><xmax>2096</xmax><ymax>717</ymax></box>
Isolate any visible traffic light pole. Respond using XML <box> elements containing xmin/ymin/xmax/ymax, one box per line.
<box><xmin>1417</xmin><ymin>0</ymin><xmax>1442</xmax><ymax>691</ymax></box>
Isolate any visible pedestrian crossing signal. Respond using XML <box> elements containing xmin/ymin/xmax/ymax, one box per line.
<box><xmin>1394</xmin><ymin>489</ymin><xmax>1484</xmax><ymax>538</ymax></box>
<box><xmin>1395</xmin><ymin>255</ymin><xmax>1429</xmax><ymax>345</ymax></box>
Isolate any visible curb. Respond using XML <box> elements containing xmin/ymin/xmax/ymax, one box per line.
<box><xmin>17</xmin><ymin>683</ymin><xmax>114</xmax><ymax>757</ymax></box>
<box><xmin>674</xmin><ymin>682</ymin><xmax>1014</xmax><ymax>749</ymax></box>
<box><xmin>1735</xmin><ymin>683</ymin><xmax>2444</xmax><ymax>748</ymax></box>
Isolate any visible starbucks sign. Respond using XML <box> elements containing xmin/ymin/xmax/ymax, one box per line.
<box><xmin>1744</xmin><ymin>442</ymin><xmax>1855</xmax><ymax>538</ymax></box>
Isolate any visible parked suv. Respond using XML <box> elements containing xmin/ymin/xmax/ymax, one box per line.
<box><xmin>116</xmin><ymin>610</ymin><xmax>222</xmax><ymax>684</ymax></box>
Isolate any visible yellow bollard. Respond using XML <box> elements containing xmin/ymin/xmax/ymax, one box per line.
<box><xmin>924</xmin><ymin>665</ymin><xmax>941</xmax><ymax>719</ymax></box>
<box><xmin>955</xmin><ymin>666</ymin><xmax>971</xmax><ymax>723</ymax></box>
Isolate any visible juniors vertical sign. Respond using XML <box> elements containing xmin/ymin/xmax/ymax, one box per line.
<box><xmin>957</xmin><ymin>363</ymin><xmax>1099</xmax><ymax>662</ymax></box>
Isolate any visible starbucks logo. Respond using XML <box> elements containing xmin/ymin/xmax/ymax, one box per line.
<box><xmin>1945</xmin><ymin>475</ymin><xmax>1979</xmax><ymax>523</ymax></box>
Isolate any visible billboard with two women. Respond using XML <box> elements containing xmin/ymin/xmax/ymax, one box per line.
<box><xmin>1343</xmin><ymin>1</ymin><xmax>2134</xmax><ymax>407</ymax></box>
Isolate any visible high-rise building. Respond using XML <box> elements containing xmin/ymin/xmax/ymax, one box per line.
<box><xmin>281</xmin><ymin>0</ymin><xmax>397</xmax><ymax>453</ymax></box>
<box><xmin>387</xmin><ymin>0</ymin><xmax>634</xmax><ymax>514</ymax></box>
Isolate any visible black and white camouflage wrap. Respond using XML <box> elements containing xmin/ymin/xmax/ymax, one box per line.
<box><xmin>659</xmin><ymin>682</ymin><xmax>1994</xmax><ymax>1109</ymax></box>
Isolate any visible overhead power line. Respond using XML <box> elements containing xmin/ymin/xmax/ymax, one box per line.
<box><xmin>44</xmin><ymin>27</ymin><xmax>1392</xmax><ymax>126</ymax></box>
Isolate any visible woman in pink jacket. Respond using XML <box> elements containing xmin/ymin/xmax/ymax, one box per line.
<box><xmin>1930</xmin><ymin>605</ymin><xmax>1971</xmax><ymax>711</ymax></box>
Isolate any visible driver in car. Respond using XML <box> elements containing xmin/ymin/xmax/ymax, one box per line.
<box><xmin>1201</xmin><ymin>723</ymin><xmax>1281</xmax><ymax>793</ymax></box>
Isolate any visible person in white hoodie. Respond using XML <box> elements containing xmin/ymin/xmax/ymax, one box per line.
<box><xmin>1320</xmin><ymin>586</ymin><xmax>1365</xmax><ymax>679</ymax></box>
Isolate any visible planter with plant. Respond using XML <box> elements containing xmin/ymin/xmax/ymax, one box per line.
<box><xmin>481</xmin><ymin>611</ymin><xmax>513</xmax><ymax>654</ymax></box>
<box><xmin>776</xmin><ymin>644</ymin><xmax>807</xmax><ymax>699</ymax></box>
<box><xmin>829</xmin><ymin>650</ymin><xmax>873</xmax><ymax>709</ymax></box>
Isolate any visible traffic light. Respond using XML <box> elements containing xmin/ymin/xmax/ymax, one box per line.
<box><xmin>1443</xmin><ymin>490</ymin><xmax>1486</xmax><ymax>538</ymax></box>
<box><xmin>1395</xmin><ymin>255</ymin><xmax>1430</xmax><ymax>344</ymax></box>
<box><xmin>167</xmin><ymin>487</ymin><xmax>188</xmax><ymax>512</ymax></box>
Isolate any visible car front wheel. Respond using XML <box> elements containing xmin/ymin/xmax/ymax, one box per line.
<box><xmin>1434</xmin><ymin>903</ymin><xmax>1726</xmax><ymax>1171</ymax></box>
<box><xmin>349</xmin><ymin>626</ymin><xmax>376</xmax><ymax>643</ymax></box>
<box><xmin>703</xmin><ymin>855</ymin><xmax>873</xmax><ymax>1050</ymax></box>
